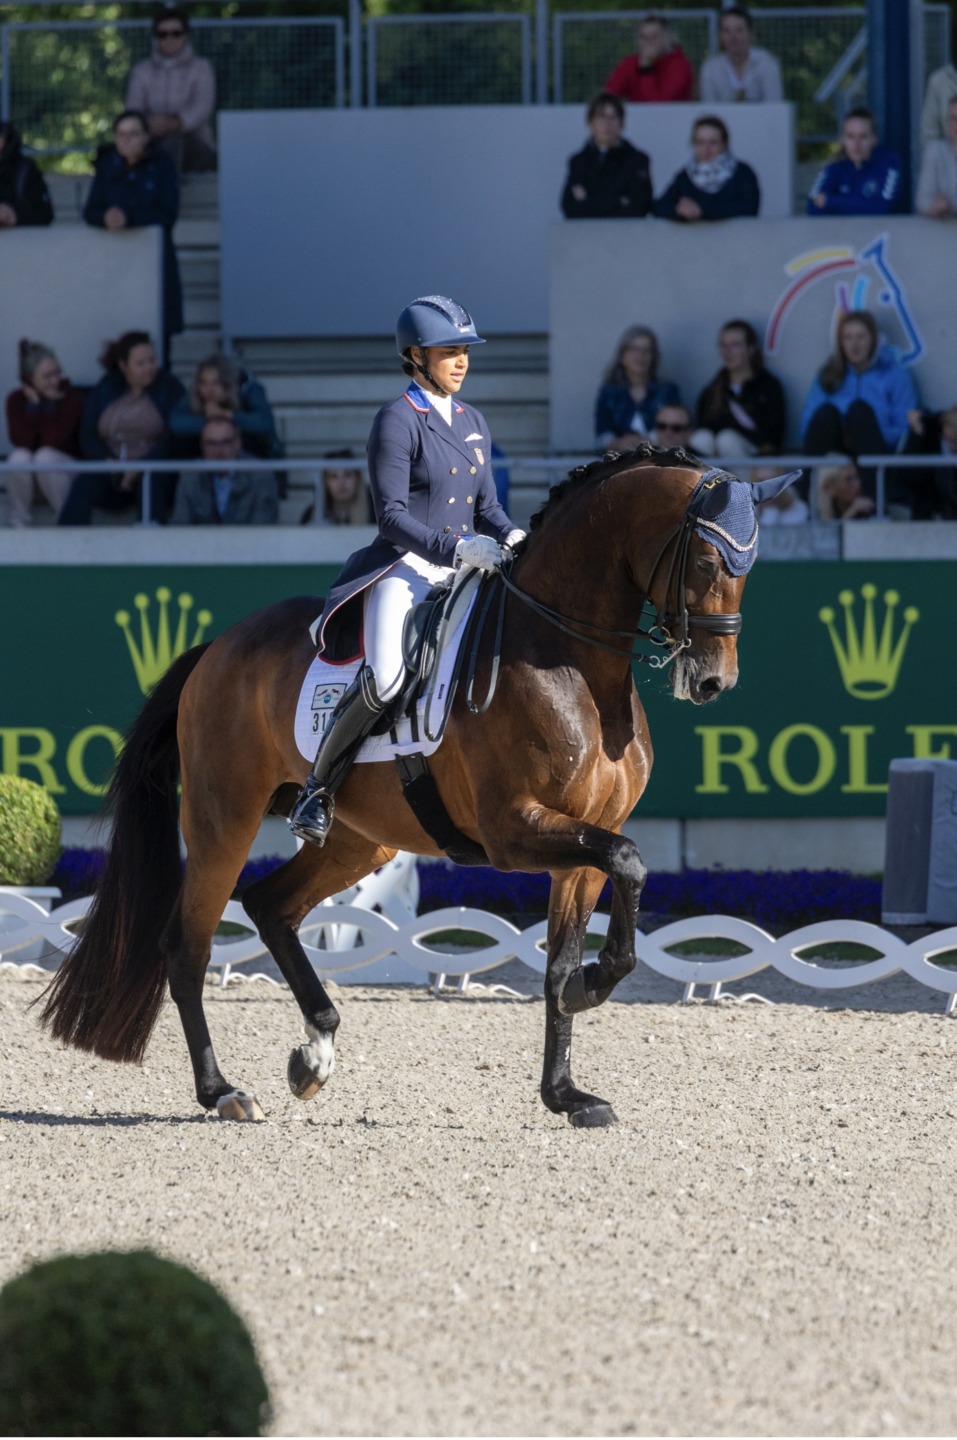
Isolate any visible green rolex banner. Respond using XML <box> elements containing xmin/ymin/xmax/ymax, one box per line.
<box><xmin>1</xmin><ymin>561</ymin><xmax>953</xmax><ymax>818</ymax></box>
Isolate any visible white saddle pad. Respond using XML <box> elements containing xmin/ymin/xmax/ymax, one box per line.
<box><xmin>294</xmin><ymin>593</ymin><xmax>477</xmax><ymax>765</ymax></box>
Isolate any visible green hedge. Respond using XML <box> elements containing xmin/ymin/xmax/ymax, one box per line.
<box><xmin>0</xmin><ymin>774</ymin><xmax>61</xmax><ymax>886</ymax></box>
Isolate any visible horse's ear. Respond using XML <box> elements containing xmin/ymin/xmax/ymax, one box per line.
<box><xmin>750</xmin><ymin>469</ymin><xmax>803</xmax><ymax>505</ymax></box>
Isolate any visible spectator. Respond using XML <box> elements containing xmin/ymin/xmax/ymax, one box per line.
<box><xmin>752</xmin><ymin>463</ymin><xmax>808</xmax><ymax>525</ymax></box>
<box><xmin>83</xmin><ymin>110</ymin><xmax>182</xmax><ymax>356</ymax></box>
<box><xmin>170</xmin><ymin>353</ymin><xmax>281</xmax><ymax>461</ymax></box>
<box><xmin>561</xmin><ymin>92</ymin><xmax>652</xmax><ymax>219</ymax></box>
<box><xmin>800</xmin><ymin>310</ymin><xmax>918</xmax><ymax>500</ymax></box>
<box><xmin>0</xmin><ymin>121</ymin><xmax>53</xmax><ymax>228</ymax></box>
<box><xmin>170</xmin><ymin>417</ymin><xmax>278</xmax><ymax>524</ymax></box>
<box><xmin>651</xmin><ymin>403</ymin><xmax>693</xmax><ymax>448</ymax></box>
<box><xmin>654</xmin><ymin>115</ymin><xmax>760</xmax><ymax>221</ymax></box>
<box><xmin>318</xmin><ymin>451</ymin><xmax>372</xmax><ymax>525</ymax></box>
<box><xmin>916</xmin><ymin>95</ymin><xmax>957</xmax><ymax>218</ymax></box>
<box><xmin>806</xmin><ymin>108</ymin><xmax>902</xmax><ymax>215</ymax></box>
<box><xmin>920</xmin><ymin>56</ymin><xmax>957</xmax><ymax>146</ymax></box>
<box><xmin>58</xmin><ymin>331</ymin><xmax>185</xmax><ymax>526</ymax></box>
<box><xmin>699</xmin><ymin>7</ymin><xmax>783</xmax><ymax>104</ymax></box>
<box><xmin>815</xmin><ymin>456</ymin><xmax>875</xmax><ymax>521</ymax></box>
<box><xmin>691</xmin><ymin>319</ymin><xmax>785</xmax><ymax>458</ymax></box>
<box><xmin>901</xmin><ymin>403</ymin><xmax>957</xmax><ymax>519</ymax></box>
<box><xmin>4</xmin><ymin>340</ymin><xmax>83</xmax><ymax>526</ymax></box>
<box><xmin>604</xmin><ymin>14</ymin><xmax>693</xmax><ymax>103</ymax></box>
<box><xmin>595</xmin><ymin>326</ymin><xmax>681</xmax><ymax>450</ymax></box>
<box><xmin>126</xmin><ymin>6</ymin><xmax>216</xmax><ymax>173</ymax></box>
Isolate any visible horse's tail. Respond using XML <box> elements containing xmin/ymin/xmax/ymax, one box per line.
<box><xmin>39</xmin><ymin>644</ymin><xmax>211</xmax><ymax>1064</ymax></box>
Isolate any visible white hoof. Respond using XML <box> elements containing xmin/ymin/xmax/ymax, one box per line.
<box><xmin>216</xmin><ymin>1090</ymin><xmax>265</xmax><ymax>1122</ymax></box>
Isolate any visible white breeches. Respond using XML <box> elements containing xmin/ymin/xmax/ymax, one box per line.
<box><xmin>363</xmin><ymin>552</ymin><xmax>454</xmax><ymax>703</ymax></box>
<box><xmin>5</xmin><ymin>447</ymin><xmax>77</xmax><ymax>527</ymax></box>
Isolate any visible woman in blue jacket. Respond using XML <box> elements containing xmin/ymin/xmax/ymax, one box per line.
<box><xmin>594</xmin><ymin>325</ymin><xmax>680</xmax><ymax>449</ymax></box>
<box><xmin>83</xmin><ymin>110</ymin><xmax>182</xmax><ymax>355</ymax></box>
<box><xmin>654</xmin><ymin>115</ymin><xmax>760</xmax><ymax>221</ymax></box>
<box><xmin>801</xmin><ymin>310</ymin><xmax>919</xmax><ymax>497</ymax></box>
<box><xmin>288</xmin><ymin>296</ymin><xmax>525</xmax><ymax>848</ymax></box>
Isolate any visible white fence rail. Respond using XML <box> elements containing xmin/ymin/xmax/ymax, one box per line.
<box><xmin>4</xmin><ymin>885</ymin><xmax>957</xmax><ymax>1012</ymax></box>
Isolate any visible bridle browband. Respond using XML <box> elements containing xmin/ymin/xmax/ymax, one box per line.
<box><xmin>497</xmin><ymin>468</ymin><xmax>744</xmax><ymax>671</ymax></box>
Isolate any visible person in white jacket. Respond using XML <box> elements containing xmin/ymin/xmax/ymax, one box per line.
<box><xmin>699</xmin><ymin>6</ymin><xmax>783</xmax><ymax>103</ymax></box>
<box><xmin>920</xmin><ymin>61</ymin><xmax>957</xmax><ymax>145</ymax></box>
<box><xmin>916</xmin><ymin>94</ymin><xmax>957</xmax><ymax>216</ymax></box>
<box><xmin>125</xmin><ymin>7</ymin><xmax>216</xmax><ymax>172</ymax></box>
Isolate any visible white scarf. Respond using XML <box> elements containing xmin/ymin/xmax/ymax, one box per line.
<box><xmin>686</xmin><ymin>150</ymin><xmax>738</xmax><ymax>194</ymax></box>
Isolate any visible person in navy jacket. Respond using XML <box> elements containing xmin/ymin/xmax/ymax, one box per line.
<box><xmin>654</xmin><ymin>115</ymin><xmax>760</xmax><ymax>221</ymax></box>
<box><xmin>807</xmin><ymin>108</ymin><xmax>903</xmax><ymax>215</ymax></box>
<box><xmin>288</xmin><ymin>296</ymin><xmax>525</xmax><ymax>847</ymax></box>
<box><xmin>83</xmin><ymin>109</ymin><xmax>183</xmax><ymax>352</ymax></box>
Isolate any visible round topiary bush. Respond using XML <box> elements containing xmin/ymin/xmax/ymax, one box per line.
<box><xmin>0</xmin><ymin>774</ymin><xmax>61</xmax><ymax>887</ymax></box>
<box><xmin>0</xmin><ymin>1249</ymin><xmax>271</xmax><ymax>1437</ymax></box>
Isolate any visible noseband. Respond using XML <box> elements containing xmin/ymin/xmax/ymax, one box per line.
<box><xmin>498</xmin><ymin>469</ymin><xmax>744</xmax><ymax>670</ymax></box>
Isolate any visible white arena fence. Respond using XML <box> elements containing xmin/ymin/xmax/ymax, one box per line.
<box><xmin>3</xmin><ymin>856</ymin><xmax>957</xmax><ymax>1012</ymax></box>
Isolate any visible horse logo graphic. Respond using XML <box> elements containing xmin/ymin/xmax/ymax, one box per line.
<box><xmin>765</xmin><ymin>233</ymin><xmax>923</xmax><ymax>365</ymax></box>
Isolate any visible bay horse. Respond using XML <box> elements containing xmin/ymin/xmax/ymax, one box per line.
<box><xmin>40</xmin><ymin>446</ymin><xmax>782</xmax><ymax>1127</ymax></box>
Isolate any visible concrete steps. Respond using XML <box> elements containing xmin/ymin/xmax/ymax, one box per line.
<box><xmin>39</xmin><ymin>170</ymin><xmax>552</xmax><ymax>495</ymax></box>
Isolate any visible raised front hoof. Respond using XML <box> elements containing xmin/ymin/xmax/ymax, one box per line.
<box><xmin>288</xmin><ymin>1045</ymin><xmax>323</xmax><ymax>1101</ymax></box>
<box><xmin>215</xmin><ymin>1090</ymin><xmax>265</xmax><ymax>1122</ymax></box>
<box><xmin>568</xmin><ymin>1102</ymin><xmax>619</xmax><ymax>1129</ymax></box>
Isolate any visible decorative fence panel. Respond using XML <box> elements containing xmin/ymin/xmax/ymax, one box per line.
<box><xmin>4</xmin><ymin>890</ymin><xmax>957</xmax><ymax>1013</ymax></box>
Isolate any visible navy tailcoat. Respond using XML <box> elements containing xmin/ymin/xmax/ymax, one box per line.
<box><xmin>316</xmin><ymin>382</ymin><xmax>513</xmax><ymax>657</ymax></box>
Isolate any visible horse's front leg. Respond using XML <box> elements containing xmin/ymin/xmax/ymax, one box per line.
<box><xmin>486</xmin><ymin>809</ymin><xmax>647</xmax><ymax>1126</ymax></box>
<box><xmin>541</xmin><ymin>868</ymin><xmax>621</xmax><ymax>1127</ymax></box>
<box><xmin>555</xmin><ymin>830</ymin><xmax>646</xmax><ymax>1016</ymax></box>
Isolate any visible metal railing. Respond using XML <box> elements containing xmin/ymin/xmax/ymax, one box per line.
<box><xmin>0</xmin><ymin>456</ymin><xmax>362</xmax><ymax>526</ymax></box>
<box><xmin>4</xmin><ymin>452</ymin><xmax>952</xmax><ymax>527</ymax></box>
<box><xmin>1</xmin><ymin>16</ymin><xmax>345</xmax><ymax>156</ymax></box>
<box><xmin>366</xmin><ymin>11</ymin><xmax>535</xmax><ymax>108</ymax></box>
<box><xmin>0</xmin><ymin>5</ymin><xmax>950</xmax><ymax>155</ymax></box>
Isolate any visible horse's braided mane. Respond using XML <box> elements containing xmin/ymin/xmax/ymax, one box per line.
<box><xmin>528</xmin><ymin>443</ymin><xmax>701</xmax><ymax>532</ymax></box>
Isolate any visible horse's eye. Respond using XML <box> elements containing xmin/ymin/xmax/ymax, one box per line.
<box><xmin>695</xmin><ymin>555</ymin><xmax>719</xmax><ymax>578</ymax></box>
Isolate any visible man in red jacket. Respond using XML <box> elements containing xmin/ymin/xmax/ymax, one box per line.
<box><xmin>604</xmin><ymin>13</ymin><xmax>693</xmax><ymax>102</ymax></box>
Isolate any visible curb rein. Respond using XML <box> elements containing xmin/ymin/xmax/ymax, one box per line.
<box><xmin>461</xmin><ymin>473</ymin><xmax>744</xmax><ymax>714</ymax></box>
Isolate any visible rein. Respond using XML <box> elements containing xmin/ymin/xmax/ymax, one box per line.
<box><xmin>496</xmin><ymin>470</ymin><xmax>744</xmax><ymax>671</ymax></box>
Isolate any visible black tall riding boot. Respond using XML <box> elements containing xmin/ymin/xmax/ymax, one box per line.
<box><xmin>288</xmin><ymin>667</ymin><xmax>385</xmax><ymax>847</ymax></box>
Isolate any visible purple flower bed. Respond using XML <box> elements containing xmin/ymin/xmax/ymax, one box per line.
<box><xmin>51</xmin><ymin>846</ymin><xmax>881</xmax><ymax>931</ymax></box>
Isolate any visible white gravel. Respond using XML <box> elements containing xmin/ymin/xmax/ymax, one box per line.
<box><xmin>3</xmin><ymin>965</ymin><xmax>957</xmax><ymax>1437</ymax></box>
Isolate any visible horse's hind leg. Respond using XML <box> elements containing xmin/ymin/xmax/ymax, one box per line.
<box><xmin>161</xmin><ymin>834</ymin><xmax>267</xmax><ymax>1120</ymax></box>
<box><xmin>242</xmin><ymin>823</ymin><xmax>396</xmax><ymax>1102</ymax></box>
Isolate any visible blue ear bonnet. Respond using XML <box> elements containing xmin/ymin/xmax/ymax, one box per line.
<box><xmin>690</xmin><ymin>467</ymin><xmax>802</xmax><ymax>576</ymax></box>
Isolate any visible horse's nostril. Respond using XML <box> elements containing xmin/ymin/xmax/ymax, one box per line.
<box><xmin>699</xmin><ymin>675</ymin><xmax>724</xmax><ymax>699</ymax></box>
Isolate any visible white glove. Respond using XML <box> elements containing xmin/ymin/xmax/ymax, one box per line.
<box><xmin>502</xmin><ymin>528</ymin><xmax>527</xmax><ymax>551</ymax></box>
<box><xmin>454</xmin><ymin>535</ymin><xmax>503</xmax><ymax>572</ymax></box>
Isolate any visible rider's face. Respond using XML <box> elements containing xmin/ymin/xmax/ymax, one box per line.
<box><xmin>415</xmin><ymin>345</ymin><xmax>470</xmax><ymax>394</ymax></box>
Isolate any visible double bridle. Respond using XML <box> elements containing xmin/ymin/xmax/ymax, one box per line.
<box><xmin>497</xmin><ymin>470</ymin><xmax>745</xmax><ymax>671</ymax></box>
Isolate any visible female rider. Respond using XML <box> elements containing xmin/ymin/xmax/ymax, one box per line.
<box><xmin>288</xmin><ymin>296</ymin><xmax>525</xmax><ymax>846</ymax></box>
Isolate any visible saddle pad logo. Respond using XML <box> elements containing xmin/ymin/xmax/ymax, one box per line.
<box><xmin>312</xmin><ymin>684</ymin><xmax>345</xmax><ymax>710</ymax></box>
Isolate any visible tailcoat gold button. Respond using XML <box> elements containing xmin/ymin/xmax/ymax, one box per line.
<box><xmin>466</xmin><ymin>495</ymin><xmax>473</xmax><ymax>503</ymax></box>
<box><xmin>448</xmin><ymin>496</ymin><xmax>455</xmax><ymax>503</ymax></box>
<box><xmin>450</xmin><ymin>467</ymin><xmax>457</xmax><ymax>475</ymax></box>
<box><xmin>469</xmin><ymin>466</ymin><xmax>477</xmax><ymax>475</ymax></box>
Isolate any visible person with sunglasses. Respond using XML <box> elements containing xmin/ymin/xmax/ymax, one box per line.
<box><xmin>125</xmin><ymin>6</ymin><xmax>216</xmax><ymax>174</ymax></box>
<box><xmin>652</xmin><ymin>404</ymin><xmax>693</xmax><ymax>448</ymax></box>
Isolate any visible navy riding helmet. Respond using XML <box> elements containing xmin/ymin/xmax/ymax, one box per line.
<box><xmin>395</xmin><ymin>296</ymin><xmax>485</xmax><ymax>356</ymax></box>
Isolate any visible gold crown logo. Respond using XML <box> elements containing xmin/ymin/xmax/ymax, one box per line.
<box><xmin>115</xmin><ymin>588</ymin><xmax>213</xmax><ymax>694</ymax></box>
<box><xmin>819</xmin><ymin>584</ymin><xmax>919</xmax><ymax>700</ymax></box>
